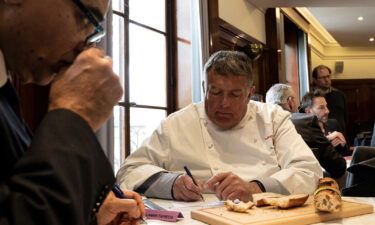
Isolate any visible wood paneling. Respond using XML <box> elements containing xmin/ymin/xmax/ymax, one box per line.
<box><xmin>207</xmin><ymin>0</ymin><xmax>274</xmax><ymax>96</ymax></box>
<box><xmin>331</xmin><ymin>79</ymin><xmax>375</xmax><ymax>144</ymax></box>
<box><xmin>284</xmin><ymin>16</ymin><xmax>300</xmax><ymax>104</ymax></box>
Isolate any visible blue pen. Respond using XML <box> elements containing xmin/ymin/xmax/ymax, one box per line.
<box><xmin>183</xmin><ymin>166</ymin><xmax>205</xmax><ymax>201</ymax></box>
<box><xmin>111</xmin><ymin>184</ymin><xmax>147</xmax><ymax>224</ymax></box>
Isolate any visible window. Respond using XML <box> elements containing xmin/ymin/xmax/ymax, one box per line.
<box><xmin>111</xmin><ymin>0</ymin><xmax>174</xmax><ymax>173</ymax></box>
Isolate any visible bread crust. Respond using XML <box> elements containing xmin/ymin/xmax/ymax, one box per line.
<box><xmin>314</xmin><ymin>177</ymin><xmax>342</xmax><ymax>212</ymax></box>
<box><xmin>252</xmin><ymin>193</ymin><xmax>309</xmax><ymax>208</ymax></box>
<box><xmin>225</xmin><ymin>199</ymin><xmax>254</xmax><ymax>212</ymax></box>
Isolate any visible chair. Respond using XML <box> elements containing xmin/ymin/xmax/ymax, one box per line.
<box><xmin>342</xmin><ymin>146</ymin><xmax>375</xmax><ymax>197</ymax></box>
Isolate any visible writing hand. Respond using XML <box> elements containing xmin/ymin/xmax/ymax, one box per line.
<box><xmin>172</xmin><ymin>174</ymin><xmax>204</xmax><ymax>201</ymax></box>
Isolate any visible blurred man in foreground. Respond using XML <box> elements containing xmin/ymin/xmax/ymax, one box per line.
<box><xmin>0</xmin><ymin>0</ymin><xmax>144</xmax><ymax>224</ymax></box>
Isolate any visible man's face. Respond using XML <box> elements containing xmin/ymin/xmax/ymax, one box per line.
<box><xmin>308</xmin><ymin>96</ymin><xmax>330</xmax><ymax>123</ymax></box>
<box><xmin>204</xmin><ymin>71</ymin><xmax>252</xmax><ymax>129</ymax></box>
<box><xmin>314</xmin><ymin>68</ymin><xmax>331</xmax><ymax>89</ymax></box>
<box><xmin>1</xmin><ymin>0</ymin><xmax>108</xmax><ymax>85</ymax></box>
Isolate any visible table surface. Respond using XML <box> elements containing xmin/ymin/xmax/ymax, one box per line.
<box><xmin>144</xmin><ymin>194</ymin><xmax>375</xmax><ymax>225</ymax></box>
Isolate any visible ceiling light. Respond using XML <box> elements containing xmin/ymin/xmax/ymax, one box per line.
<box><xmin>370</xmin><ymin>37</ymin><xmax>375</xmax><ymax>42</ymax></box>
<box><xmin>357</xmin><ymin>16</ymin><xmax>364</xmax><ymax>21</ymax></box>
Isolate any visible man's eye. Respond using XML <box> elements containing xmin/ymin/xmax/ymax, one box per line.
<box><xmin>210</xmin><ymin>90</ymin><xmax>221</xmax><ymax>95</ymax></box>
<box><xmin>231</xmin><ymin>92</ymin><xmax>242</xmax><ymax>97</ymax></box>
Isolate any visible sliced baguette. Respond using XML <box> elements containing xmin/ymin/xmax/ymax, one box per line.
<box><xmin>225</xmin><ymin>199</ymin><xmax>255</xmax><ymax>212</ymax></box>
<box><xmin>314</xmin><ymin>177</ymin><xmax>342</xmax><ymax>212</ymax></box>
<box><xmin>262</xmin><ymin>194</ymin><xmax>309</xmax><ymax>209</ymax></box>
<box><xmin>252</xmin><ymin>192</ymin><xmax>284</xmax><ymax>206</ymax></box>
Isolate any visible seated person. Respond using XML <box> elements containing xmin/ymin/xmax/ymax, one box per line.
<box><xmin>300</xmin><ymin>91</ymin><xmax>350</xmax><ymax>156</ymax></box>
<box><xmin>266</xmin><ymin>84</ymin><xmax>346</xmax><ymax>179</ymax></box>
<box><xmin>116</xmin><ymin>51</ymin><xmax>322</xmax><ymax>202</ymax></box>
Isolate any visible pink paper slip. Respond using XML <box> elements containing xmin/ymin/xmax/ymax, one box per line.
<box><xmin>145</xmin><ymin>209</ymin><xmax>184</xmax><ymax>222</ymax></box>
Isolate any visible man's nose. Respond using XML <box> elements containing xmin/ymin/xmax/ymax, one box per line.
<box><xmin>325</xmin><ymin>107</ymin><xmax>330</xmax><ymax>114</ymax></box>
<box><xmin>220</xmin><ymin>95</ymin><xmax>230</xmax><ymax>107</ymax></box>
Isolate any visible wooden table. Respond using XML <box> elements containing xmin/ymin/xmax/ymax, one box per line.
<box><xmin>144</xmin><ymin>194</ymin><xmax>375</xmax><ymax>225</ymax></box>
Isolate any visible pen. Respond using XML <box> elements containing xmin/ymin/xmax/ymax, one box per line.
<box><xmin>112</xmin><ymin>184</ymin><xmax>147</xmax><ymax>224</ymax></box>
<box><xmin>183</xmin><ymin>166</ymin><xmax>205</xmax><ymax>201</ymax></box>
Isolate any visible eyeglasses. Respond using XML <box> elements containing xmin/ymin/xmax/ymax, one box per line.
<box><xmin>72</xmin><ymin>0</ymin><xmax>106</xmax><ymax>44</ymax></box>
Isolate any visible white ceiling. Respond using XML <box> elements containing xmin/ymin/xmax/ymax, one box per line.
<box><xmin>248</xmin><ymin>0</ymin><xmax>375</xmax><ymax>47</ymax></box>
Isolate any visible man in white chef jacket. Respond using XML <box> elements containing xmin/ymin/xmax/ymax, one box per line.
<box><xmin>117</xmin><ymin>51</ymin><xmax>322</xmax><ymax>202</ymax></box>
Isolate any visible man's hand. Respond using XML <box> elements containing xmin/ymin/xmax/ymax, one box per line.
<box><xmin>49</xmin><ymin>48</ymin><xmax>123</xmax><ymax>131</ymax></box>
<box><xmin>204</xmin><ymin>172</ymin><xmax>262</xmax><ymax>202</ymax></box>
<box><xmin>96</xmin><ymin>189</ymin><xmax>145</xmax><ymax>225</ymax></box>
<box><xmin>172</xmin><ymin>174</ymin><xmax>204</xmax><ymax>201</ymax></box>
<box><xmin>326</xmin><ymin>131</ymin><xmax>346</xmax><ymax>147</ymax></box>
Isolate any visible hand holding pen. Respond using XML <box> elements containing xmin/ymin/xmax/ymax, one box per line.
<box><xmin>96</xmin><ymin>184</ymin><xmax>146</xmax><ymax>225</ymax></box>
<box><xmin>184</xmin><ymin>166</ymin><xmax>205</xmax><ymax>201</ymax></box>
<box><xmin>171</xmin><ymin>166</ymin><xmax>205</xmax><ymax>201</ymax></box>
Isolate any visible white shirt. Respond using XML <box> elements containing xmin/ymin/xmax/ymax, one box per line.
<box><xmin>117</xmin><ymin>101</ymin><xmax>322</xmax><ymax>198</ymax></box>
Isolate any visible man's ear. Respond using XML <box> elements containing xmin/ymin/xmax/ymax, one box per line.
<box><xmin>248</xmin><ymin>85</ymin><xmax>256</xmax><ymax>99</ymax></box>
<box><xmin>287</xmin><ymin>97</ymin><xmax>294</xmax><ymax>110</ymax></box>
<box><xmin>4</xmin><ymin>0</ymin><xmax>23</xmax><ymax>4</ymax></box>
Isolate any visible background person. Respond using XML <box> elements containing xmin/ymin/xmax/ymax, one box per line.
<box><xmin>301</xmin><ymin>91</ymin><xmax>350</xmax><ymax>156</ymax></box>
<box><xmin>312</xmin><ymin>65</ymin><xmax>347</xmax><ymax>134</ymax></box>
<box><xmin>266</xmin><ymin>84</ymin><xmax>346</xmax><ymax>183</ymax></box>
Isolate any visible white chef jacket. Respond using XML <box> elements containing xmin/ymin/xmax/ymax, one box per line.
<box><xmin>117</xmin><ymin>101</ymin><xmax>322</xmax><ymax>198</ymax></box>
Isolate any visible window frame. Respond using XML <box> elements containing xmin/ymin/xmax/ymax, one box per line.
<box><xmin>112</xmin><ymin>0</ymin><xmax>176</xmax><ymax>158</ymax></box>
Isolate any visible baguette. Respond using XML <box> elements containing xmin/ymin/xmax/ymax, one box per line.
<box><xmin>314</xmin><ymin>177</ymin><xmax>342</xmax><ymax>212</ymax></box>
<box><xmin>252</xmin><ymin>192</ymin><xmax>308</xmax><ymax>208</ymax></box>
<box><xmin>252</xmin><ymin>192</ymin><xmax>284</xmax><ymax>206</ymax></box>
<box><xmin>225</xmin><ymin>199</ymin><xmax>255</xmax><ymax>212</ymax></box>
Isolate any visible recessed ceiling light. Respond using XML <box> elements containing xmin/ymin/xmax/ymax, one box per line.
<box><xmin>370</xmin><ymin>37</ymin><xmax>375</xmax><ymax>42</ymax></box>
<box><xmin>358</xmin><ymin>16</ymin><xmax>364</xmax><ymax>21</ymax></box>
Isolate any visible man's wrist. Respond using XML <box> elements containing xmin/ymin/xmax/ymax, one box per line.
<box><xmin>250</xmin><ymin>180</ymin><xmax>266</xmax><ymax>192</ymax></box>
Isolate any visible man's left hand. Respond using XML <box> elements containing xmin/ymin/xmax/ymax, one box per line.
<box><xmin>204</xmin><ymin>172</ymin><xmax>262</xmax><ymax>202</ymax></box>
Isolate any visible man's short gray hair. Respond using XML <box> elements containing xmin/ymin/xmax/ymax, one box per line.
<box><xmin>203</xmin><ymin>51</ymin><xmax>253</xmax><ymax>88</ymax></box>
<box><xmin>266</xmin><ymin>83</ymin><xmax>293</xmax><ymax>105</ymax></box>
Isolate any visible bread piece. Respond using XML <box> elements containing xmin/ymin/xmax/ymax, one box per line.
<box><xmin>252</xmin><ymin>192</ymin><xmax>284</xmax><ymax>206</ymax></box>
<box><xmin>314</xmin><ymin>177</ymin><xmax>342</xmax><ymax>212</ymax></box>
<box><xmin>225</xmin><ymin>199</ymin><xmax>255</xmax><ymax>212</ymax></box>
<box><xmin>262</xmin><ymin>194</ymin><xmax>309</xmax><ymax>209</ymax></box>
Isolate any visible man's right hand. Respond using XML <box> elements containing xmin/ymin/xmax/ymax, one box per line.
<box><xmin>172</xmin><ymin>174</ymin><xmax>204</xmax><ymax>201</ymax></box>
<box><xmin>326</xmin><ymin>131</ymin><xmax>346</xmax><ymax>147</ymax></box>
<box><xmin>49</xmin><ymin>48</ymin><xmax>123</xmax><ymax>131</ymax></box>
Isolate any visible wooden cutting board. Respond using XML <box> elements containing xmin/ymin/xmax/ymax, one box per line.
<box><xmin>191</xmin><ymin>196</ymin><xmax>373</xmax><ymax>225</ymax></box>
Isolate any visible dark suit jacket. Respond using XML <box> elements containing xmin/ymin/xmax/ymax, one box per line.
<box><xmin>324</xmin><ymin>87</ymin><xmax>347</xmax><ymax>134</ymax></box>
<box><xmin>0</xmin><ymin>80</ymin><xmax>115</xmax><ymax>225</ymax></box>
<box><xmin>324</xmin><ymin>118</ymin><xmax>350</xmax><ymax>156</ymax></box>
<box><xmin>291</xmin><ymin>113</ymin><xmax>346</xmax><ymax>178</ymax></box>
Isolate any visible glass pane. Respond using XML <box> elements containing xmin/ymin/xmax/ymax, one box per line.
<box><xmin>112</xmin><ymin>14</ymin><xmax>125</xmax><ymax>102</ymax></box>
<box><xmin>129</xmin><ymin>24</ymin><xmax>166</xmax><ymax>106</ymax></box>
<box><xmin>129</xmin><ymin>0</ymin><xmax>166</xmax><ymax>32</ymax></box>
<box><xmin>113</xmin><ymin>105</ymin><xmax>125</xmax><ymax>174</ymax></box>
<box><xmin>130</xmin><ymin>108</ymin><xmax>166</xmax><ymax>153</ymax></box>
<box><xmin>112</xmin><ymin>0</ymin><xmax>124</xmax><ymax>13</ymax></box>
